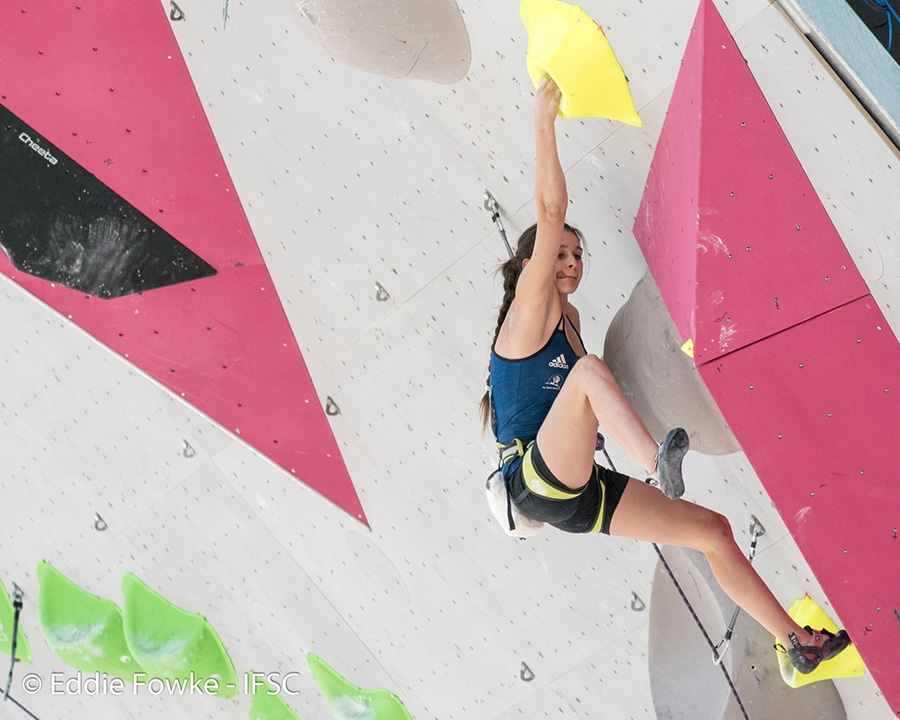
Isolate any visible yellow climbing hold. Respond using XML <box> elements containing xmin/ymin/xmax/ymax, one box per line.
<box><xmin>775</xmin><ymin>595</ymin><xmax>866</xmax><ymax>688</ymax></box>
<box><xmin>681</xmin><ymin>338</ymin><xmax>695</xmax><ymax>358</ymax></box>
<box><xmin>520</xmin><ymin>0</ymin><xmax>642</xmax><ymax>124</ymax></box>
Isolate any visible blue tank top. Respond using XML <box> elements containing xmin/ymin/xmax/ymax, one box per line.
<box><xmin>489</xmin><ymin>315</ymin><xmax>585</xmax><ymax>445</ymax></box>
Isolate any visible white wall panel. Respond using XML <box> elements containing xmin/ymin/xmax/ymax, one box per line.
<box><xmin>2</xmin><ymin>0</ymin><xmax>898</xmax><ymax>718</ymax></box>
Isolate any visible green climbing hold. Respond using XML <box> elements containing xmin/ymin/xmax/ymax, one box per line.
<box><xmin>36</xmin><ymin>560</ymin><xmax>139</xmax><ymax>677</ymax></box>
<box><xmin>121</xmin><ymin>572</ymin><xmax>238</xmax><ymax>699</ymax></box>
<box><xmin>0</xmin><ymin>578</ymin><xmax>31</xmax><ymax>663</ymax></box>
<box><xmin>307</xmin><ymin>653</ymin><xmax>412</xmax><ymax>720</ymax></box>
<box><xmin>247</xmin><ymin>671</ymin><xmax>301</xmax><ymax>720</ymax></box>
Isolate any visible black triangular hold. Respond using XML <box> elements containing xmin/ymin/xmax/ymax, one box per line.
<box><xmin>0</xmin><ymin>104</ymin><xmax>216</xmax><ymax>299</ymax></box>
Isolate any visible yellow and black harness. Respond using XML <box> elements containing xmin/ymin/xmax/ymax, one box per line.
<box><xmin>490</xmin><ymin>438</ymin><xmax>588</xmax><ymax>532</ymax></box>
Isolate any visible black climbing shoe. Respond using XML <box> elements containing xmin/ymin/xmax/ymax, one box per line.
<box><xmin>786</xmin><ymin>626</ymin><xmax>852</xmax><ymax>674</ymax></box>
<box><xmin>656</xmin><ymin>427</ymin><xmax>689</xmax><ymax>499</ymax></box>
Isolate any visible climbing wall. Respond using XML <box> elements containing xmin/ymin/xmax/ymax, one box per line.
<box><xmin>1</xmin><ymin>0</ymin><xmax>898</xmax><ymax>718</ymax></box>
<box><xmin>633</xmin><ymin>0</ymin><xmax>900</xmax><ymax>709</ymax></box>
<box><xmin>0</xmin><ymin>0</ymin><xmax>364</xmax><ymax>522</ymax></box>
<box><xmin>632</xmin><ymin>0</ymin><xmax>869</xmax><ymax>363</ymax></box>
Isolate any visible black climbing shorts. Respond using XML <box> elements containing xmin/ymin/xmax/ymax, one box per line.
<box><xmin>506</xmin><ymin>438</ymin><xmax>630</xmax><ymax>534</ymax></box>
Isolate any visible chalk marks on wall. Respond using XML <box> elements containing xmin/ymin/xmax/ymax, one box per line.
<box><xmin>0</xmin><ymin>106</ymin><xmax>216</xmax><ymax>299</ymax></box>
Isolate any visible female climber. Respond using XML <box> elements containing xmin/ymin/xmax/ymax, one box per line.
<box><xmin>480</xmin><ymin>75</ymin><xmax>850</xmax><ymax>675</ymax></box>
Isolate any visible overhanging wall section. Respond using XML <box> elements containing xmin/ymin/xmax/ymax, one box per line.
<box><xmin>633</xmin><ymin>0</ymin><xmax>900</xmax><ymax>710</ymax></box>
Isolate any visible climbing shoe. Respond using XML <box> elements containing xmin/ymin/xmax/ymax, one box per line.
<box><xmin>655</xmin><ymin>427</ymin><xmax>689</xmax><ymax>499</ymax></box>
<box><xmin>785</xmin><ymin>626</ymin><xmax>852</xmax><ymax>674</ymax></box>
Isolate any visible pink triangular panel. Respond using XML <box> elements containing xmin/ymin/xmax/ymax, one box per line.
<box><xmin>633</xmin><ymin>0</ymin><xmax>868</xmax><ymax>364</ymax></box>
<box><xmin>633</xmin><ymin>0</ymin><xmax>900</xmax><ymax>707</ymax></box>
<box><xmin>0</xmin><ymin>2</ymin><xmax>366</xmax><ymax>523</ymax></box>
<box><xmin>700</xmin><ymin>296</ymin><xmax>900</xmax><ymax>710</ymax></box>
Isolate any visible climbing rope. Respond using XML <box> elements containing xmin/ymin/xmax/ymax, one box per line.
<box><xmin>3</xmin><ymin>586</ymin><xmax>43</xmax><ymax>720</ymax></box>
<box><xmin>598</xmin><ymin>443</ymin><xmax>752</xmax><ymax>720</ymax></box>
<box><xmin>863</xmin><ymin>0</ymin><xmax>900</xmax><ymax>50</ymax></box>
<box><xmin>652</xmin><ymin>543</ymin><xmax>751</xmax><ymax>720</ymax></box>
<box><xmin>3</xmin><ymin>584</ymin><xmax>23</xmax><ymax>701</ymax></box>
<box><xmin>3</xmin><ymin>694</ymin><xmax>42</xmax><ymax>720</ymax></box>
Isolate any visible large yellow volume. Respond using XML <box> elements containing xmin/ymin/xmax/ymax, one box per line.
<box><xmin>775</xmin><ymin>595</ymin><xmax>866</xmax><ymax>688</ymax></box>
<box><xmin>520</xmin><ymin>0</ymin><xmax>642</xmax><ymax>124</ymax></box>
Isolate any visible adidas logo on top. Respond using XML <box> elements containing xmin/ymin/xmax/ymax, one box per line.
<box><xmin>548</xmin><ymin>354</ymin><xmax>568</xmax><ymax>369</ymax></box>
